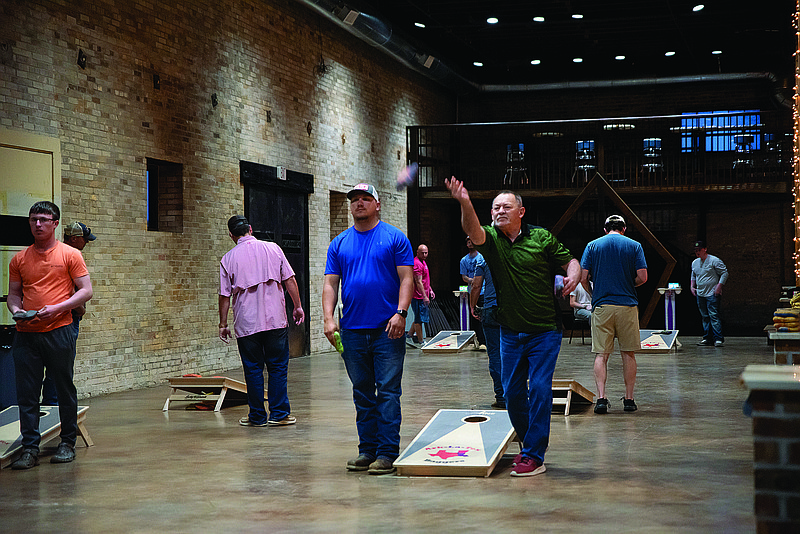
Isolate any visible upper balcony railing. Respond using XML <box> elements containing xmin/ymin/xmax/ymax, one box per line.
<box><xmin>407</xmin><ymin>111</ymin><xmax>792</xmax><ymax>195</ymax></box>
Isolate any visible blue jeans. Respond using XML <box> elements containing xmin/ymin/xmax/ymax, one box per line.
<box><xmin>697</xmin><ymin>295</ymin><xmax>723</xmax><ymax>342</ymax></box>
<box><xmin>499</xmin><ymin>328</ymin><xmax>562</xmax><ymax>463</ymax></box>
<box><xmin>340</xmin><ymin>327</ymin><xmax>405</xmax><ymax>461</ymax></box>
<box><xmin>13</xmin><ymin>326</ymin><xmax>78</xmax><ymax>452</ymax></box>
<box><xmin>481</xmin><ymin>306</ymin><xmax>503</xmax><ymax>401</ymax></box>
<box><xmin>236</xmin><ymin>327</ymin><xmax>291</xmax><ymax>424</ymax></box>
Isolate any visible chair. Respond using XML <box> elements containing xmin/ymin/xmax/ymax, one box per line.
<box><xmin>569</xmin><ymin>317</ymin><xmax>590</xmax><ymax>345</ymax></box>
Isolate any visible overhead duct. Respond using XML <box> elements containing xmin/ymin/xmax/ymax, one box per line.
<box><xmin>296</xmin><ymin>0</ymin><xmax>478</xmax><ymax>93</ymax></box>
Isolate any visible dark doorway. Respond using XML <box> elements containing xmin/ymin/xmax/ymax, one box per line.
<box><xmin>240</xmin><ymin>161</ymin><xmax>313</xmax><ymax>357</ymax></box>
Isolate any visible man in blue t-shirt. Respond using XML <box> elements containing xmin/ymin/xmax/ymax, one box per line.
<box><xmin>470</xmin><ymin>254</ymin><xmax>504</xmax><ymax>408</ymax></box>
<box><xmin>323</xmin><ymin>183</ymin><xmax>414</xmax><ymax>475</ymax></box>
<box><xmin>580</xmin><ymin>215</ymin><xmax>647</xmax><ymax>414</ymax></box>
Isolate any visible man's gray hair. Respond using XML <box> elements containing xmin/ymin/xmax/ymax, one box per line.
<box><xmin>494</xmin><ymin>190</ymin><xmax>523</xmax><ymax>208</ymax></box>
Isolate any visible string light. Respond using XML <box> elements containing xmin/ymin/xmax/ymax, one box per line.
<box><xmin>794</xmin><ymin>2</ymin><xmax>799</xmax><ymax>280</ymax></box>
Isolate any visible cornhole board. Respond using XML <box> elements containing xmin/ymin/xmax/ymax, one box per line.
<box><xmin>1</xmin><ymin>405</ymin><xmax>93</xmax><ymax>469</ymax></box>
<box><xmin>420</xmin><ymin>330</ymin><xmax>476</xmax><ymax>354</ymax></box>
<box><xmin>162</xmin><ymin>376</ymin><xmax>266</xmax><ymax>411</ymax></box>
<box><xmin>552</xmin><ymin>379</ymin><xmax>595</xmax><ymax>416</ymax></box>
<box><xmin>394</xmin><ymin>409</ymin><xmax>517</xmax><ymax>477</ymax></box>
<box><xmin>639</xmin><ymin>329</ymin><xmax>680</xmax><ymax>353</ymax></box>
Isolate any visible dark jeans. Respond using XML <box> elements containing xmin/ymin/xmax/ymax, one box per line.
<box><xmin>340</xmin><ymin>327</ymin><xmax>405</xmax><ymax>461</ymax></box>
<box><xmin>470</xmin><ymin>295</ymin><xmax>486</xmax><ymax>346</ymax></box>
<box><xmin>697</xmin><ymin>294</ymin><xmax>723</xmax><ymax>343</ymax></box>
<box><xmin>13</xmin><ymin>325</ymin><xmax>78</xmax><ymax>452</ymax></box>
<box><xmin>41</xmin><ymin>317</ymin><xmax>80</xmax><ymax>406</ymax></box>
<box><xmin>499</xmin><ymin>328</ymin><xmax>562</xmax><ymax>463</ymax></box>
<box><xmin>236</xmin><ymin>327</ymin><xmax>291</xmax><ymax>425</ymax></box>
<box><xmin>481</xmin><ymin>306</ymin><xmax>503</xmax><ymax>401</ymax></box>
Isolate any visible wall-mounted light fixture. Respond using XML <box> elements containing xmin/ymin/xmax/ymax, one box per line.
<box><xmin>307</xmin><ymin>121</ymin><xmax>313</xmax><ymax>136</ymax></box>
<box><xmin>266</xmin><ymin>110</ymin><xmax>271</xmax><ymax>123</ymax></box>
<box><xmin>153</xmin><ymin>74</ymin><xmax>160</xmax><ymax>89</ymax></box>
<box><xmin>211</xmin><ymin>93</ymin><xmax>218</xmax><ymax>107</ymax></box>
<box><xmin>341</xmin><ymin>133</ymin><xmax>346</xmax><ymax>144</ymax></box>
<box><xmin>77</xmin><ymin>49</ymin><xmax>87</xmax><ymax>69</ymax></box>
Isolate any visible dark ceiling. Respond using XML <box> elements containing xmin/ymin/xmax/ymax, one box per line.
<box><xmin>347</xmin><ymin>1</ymin><xmax>795</xmax><ymax>87</ymax></box>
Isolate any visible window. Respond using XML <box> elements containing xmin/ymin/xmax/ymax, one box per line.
<box><xmin>146</xmin><ymin>158</ymin><xmax>183</xmax><ymax>232</ymax></box>
<box><xmin>680</xmin><ymin>110</ymin><xmax>762</xmax><ymax>153</ymax></box>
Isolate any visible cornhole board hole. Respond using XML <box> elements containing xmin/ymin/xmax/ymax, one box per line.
<box><xmin>552</xmin><ymin>379</ymin><xmax>595</xmax><ymax>416</ymax></box>
<box><xmin>1</xmin><ymin>405</ymin><xmax>93</xmax><ymax>469</ymax></box>
<box><xmin>421</xmin><ymin>330</ymin><xmax>476</xmax><ymax>354</ymax></box>
<box><xmin>639</xmin><ymin>329</ymin><xmax>680</xmax><ymax>354</ymax></box>
<box><xmin>162</xmin><ymin>376</ymin><xmax>266</xmax><ymax>411</ymax></box>
<box><xmin>394</xmin><ymin>409</ymin><xmax>517</xmax><ymax>477</ymax></box>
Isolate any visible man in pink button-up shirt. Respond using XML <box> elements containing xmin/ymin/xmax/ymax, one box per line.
<box><xmin>219</xmin><ymin>215</ymin><xmax>304</xmax><ymax>427</ymax></box>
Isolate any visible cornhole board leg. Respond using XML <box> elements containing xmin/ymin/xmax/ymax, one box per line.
<box><xmin>1</xmin><ymin>405</ymin><xmax>91</xmax><ymax>469</ymax></box>
<box><xmin>162</xmin><ymin>377</ymin><xmax>267</xmax><ymax>411</ymax></box>
<box><xmin>394</xmin><ymin>409</ymin><xmax>516</xmax><ymax>477</ymax></box>
<box><xmin>552</xmin><ymin>379</ymin><xmax>595</xmax><ymax>416</ymax></box>
<box><xmin>420</xmin><ymin>330</ymin><xmax>476</xmax><ymax>354</ymax></box>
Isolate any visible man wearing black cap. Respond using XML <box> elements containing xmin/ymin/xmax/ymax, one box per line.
<box><xmin>323</xmin><ymin>183</ymin><xmax>414</xmax><ymax>475</ymax></box>
<box><xmin>41</xmin><ymin>222</ymin><xmax>98</xmax><ymax>406</ymax></box>
<box><xmin>690</xmin><ymin>240</ymin><xmax>728</xmax><ymax>347</ymax></box>
<box><xmin>219</xmin><ymin>215</ymin><xmax>305</xmax><ymax>427</ymax></box>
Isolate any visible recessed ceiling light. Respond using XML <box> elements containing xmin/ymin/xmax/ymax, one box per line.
<box><xmin>533</xmin><ymin>16</ymin><xmax>545</xmax><ymax>22</ymax></box>
<box><xmin>487</xmin><ymin>17</ymin><xmax>498</xmax><ymax>24</ymax></box>
<box><xmin>531</xmin><ymin>59</ymin><xmax>541</xmax><ymax>65</ymax></box>
<box><xmin>473</xmin><ymin>61</ymin><xmax>484</xmax><ymax>67</ymax></box>
<box><xmin>692</xmin><ymin>4</ymin><xmax>705</xmax><ymax>12</ymax></box>
<box><xmin>573</xmin><ymin>57</ymin><xmax>583</xmax><ymax>63</ymax></box>
<box><xmin>572</xmin><ymin>14</ymin><xmax>583</xmax><ymax>19</ymax></box>
<box><xmin>712</xmin><ymin>50</ymin><xmax>722</xmax><ymax>55</ymax></box>
<box><xmin>665</xmin><ymin>51</ymin><xmax>676</xmax><ymax>56</ymax></box>
<box><xmin>615</xmin><ymin>55</ymin><xmax>626</xmax><ymax>60</ymax></box>
<box><xmin>414</xmin><ymin>22</ymin><xmax>425</xmax><ymax>28</ymax></box>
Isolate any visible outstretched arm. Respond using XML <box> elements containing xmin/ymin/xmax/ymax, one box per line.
<box><xmin>445</xmin><ymin>177</ymin><xmax>486</xmax><ymax>246</ymax></box>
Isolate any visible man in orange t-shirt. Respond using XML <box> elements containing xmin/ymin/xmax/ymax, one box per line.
<box><xmin>7</xmin><ymin>201</ymin><xmax>93</xmax><ymax>470</ymax></box>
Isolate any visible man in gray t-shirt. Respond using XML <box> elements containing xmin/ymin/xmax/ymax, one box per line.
<box><xmin>690</xmin><ymin>240</ymin><xmax>728</xmax><ymax>347</ymax></box>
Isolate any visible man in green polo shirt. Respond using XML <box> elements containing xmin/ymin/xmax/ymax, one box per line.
<box><xmin>446</xmin><ymin>177</ymin><xmax>581</xmax><ymax>477</ymax></box>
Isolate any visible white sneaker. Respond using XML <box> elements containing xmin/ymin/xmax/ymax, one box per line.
<box><xmin>714</xmin><ymin>340</ymin><xmax>724</xmax><ymax>347</ymax></box>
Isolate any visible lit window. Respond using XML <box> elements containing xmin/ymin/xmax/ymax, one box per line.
<box><xmin>680</xmin><ymin>110</ymin><xmax>762</xmax><ymax>153</ymax></box>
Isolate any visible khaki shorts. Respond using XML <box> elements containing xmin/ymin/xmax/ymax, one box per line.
<box><xmin>591</xmin><ymin>305</ymin><xmax>640</xmax><ymax>354</ymax></box>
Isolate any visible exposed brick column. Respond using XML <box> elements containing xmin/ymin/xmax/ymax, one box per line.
<box><xmin>742</xmin><ymin>364</ymin><xmax>800</xmax><ymax>532</ymax></box>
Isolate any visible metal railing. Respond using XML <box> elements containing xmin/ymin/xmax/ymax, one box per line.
<box><xmin>407</xmin><ymin>111</ymin><xmax>792</xmax><ymax>193</ymax></box>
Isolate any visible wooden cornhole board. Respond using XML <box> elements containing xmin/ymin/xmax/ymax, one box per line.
<box><xmin>1</xmin><ymin>405</ymin><xmax>93</xmax><ymax>469</ymax></box>
<box><xmin>394</xmin><ymin>409</ymin><xmax>517</xmax><ymax>477</ymax></box>
<box><xmin>420</xmin><ymin>330</ymin><xmax>476</xmax><ymax>354</ymax></box>
<box><xmin>162</xmin><ymin>376</ymin><xmax>266</xmax><ymax>411</ymax></box>
<box><xmin>552</xmin><ymin>379</ymin><xmax>595</xmax><ymax>416</ymax></box>
<box><xmin>639</xmin><ymin>329</ymin><xmax>680</xmax><ymax>354</ymax></box>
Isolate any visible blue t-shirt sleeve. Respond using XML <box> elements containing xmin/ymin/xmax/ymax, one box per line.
<box><xmin>325</xmin><ymin>234</ymin><xmax>342</xmax><ymax>275</ymax></box>
<box><xmin>395</xmin><ymin>231</ymin><xmax>414</xmax><ymax>267</ymax></box>
<box><xmin>635</xmin><ymin>244</ymin><xmax>647</xmax><ymax>270</ymax></box>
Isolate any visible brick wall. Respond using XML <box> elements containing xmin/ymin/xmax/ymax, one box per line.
<box><xmin>0</xmin><ymin>0</ymin><xmax>454</xmax><ymax>397</ymax></box>
<box><xmin>750</xmin><ymin>390</ymin><xmax>800</xmax><ymax>532</ymax></box>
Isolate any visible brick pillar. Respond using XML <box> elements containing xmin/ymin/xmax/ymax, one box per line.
<box><xmin>749</xmin><ymin>389</ymin><xmax>800</xmax><ymax>532</ymax></box>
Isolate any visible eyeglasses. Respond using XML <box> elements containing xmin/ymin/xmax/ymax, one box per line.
<box><xmin>29</xmin><ymin>216</ymin><xmax>56</xmax><ymax>224</ymax></box>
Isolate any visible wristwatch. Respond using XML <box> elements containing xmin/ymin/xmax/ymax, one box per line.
<box><xmin>396</xmin><ymin>309</ymin><xmax>408</xmax><ymax>318</ymax></box>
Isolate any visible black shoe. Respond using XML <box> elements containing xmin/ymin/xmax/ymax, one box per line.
<box><xmin>346</xmin><ymin>453</ymin><xmax>375</xmax><ymax>471</ymax></box>
<box><xmin>491</xmin><ymin>400</ymin><xmax>506</xmax><ymax>409</ymax></box>
<box><xmin>51</xmin><ymin>442</ymin><xmax>76</xmax><ymax>463</ymax></box>
<box><xmin>697</xmin><ymin>339</ymin><xmax>711</xmax><ymax>346</ymax></box>
<box><xmin>623</xmin><ymin>398</ymin><xmax>638</xmax><ymax>412</ymax></box>
<box><xmin>594</xmin><ymin>398</ymin><xmax>609</xmax><ymax>414</ymax></box>
<box><xmin>11</xmin><ymin>449</ymin><xmax>39</xmax><ymax>470</ymax></box>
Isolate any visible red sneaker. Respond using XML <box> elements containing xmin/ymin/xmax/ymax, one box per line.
<box><xmin>510</xmin><ymin>456</ymin><xmax>546</xmax><ymax>477</ymax></box>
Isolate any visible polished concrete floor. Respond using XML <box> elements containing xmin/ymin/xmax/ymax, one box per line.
<box><xmin>0</xmin><ymin>335</ymin><xmax>771</xmax><ymax>533</ymax></box>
